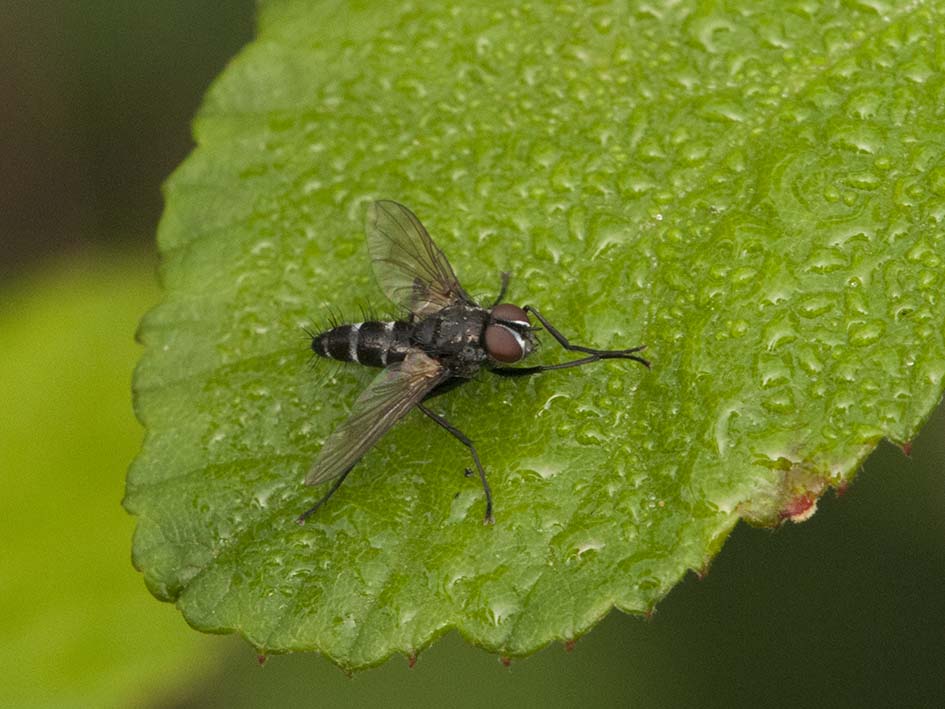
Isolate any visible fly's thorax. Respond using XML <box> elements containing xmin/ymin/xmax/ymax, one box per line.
<box><xmin>311</xmin><ymin>320</ymin><xmax>413</xmax><ymax>367</ymax></box>
<box><xmin>411</xmin><ymin>304</ymin><xmax>490</xmax><ymax>359</ymax></box>
<box><xmin>484</xmin><ymin>303</ymin><xmax>537</xmax><ymax>364</ymax></box>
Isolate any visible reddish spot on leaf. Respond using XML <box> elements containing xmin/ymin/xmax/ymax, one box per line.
<box><xmin>780</xmin><ymin>493</ymin><xmax>818</xmax><ymax>523</ymax></box>
<box><xmin>901</xmin><ymin>441</ymin><xmax>913</xmax><ymax>457</ymax></box>
<box><xmin>500</xmin><ymin>656</ymin><xmax>511</xmax><ymax>667</ymax></box>
<box><xmin>564</xmin><ymin>639</ymin><xmax>576</xmax><ymax>652</ymax></box>
<box><xmin>408</xmin><ymin>653</ymin><xmax>417</xmax><ymax>668</ymax></box>
<box><xmin>835</xmin><ymin>480</ymin><xmax>850</xmax><ymax>498</ymax></box>
<box><xmin>256</xmin><ymin>654</ymin><xmax>267</xmax><ymax>666</ymax></box>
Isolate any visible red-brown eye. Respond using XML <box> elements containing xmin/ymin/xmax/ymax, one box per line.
<box><xmin>484</xmin><ymin>324</ymin><xmax>525</xmax><ymax>363</ymax></box>
<box><xmin>491</xmin><ymin>303</ymin><xmax>529</xmax><ymax>325</ymax></box>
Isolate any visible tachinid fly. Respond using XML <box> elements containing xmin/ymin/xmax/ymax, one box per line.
<box><xmin>301</xmin><ymin>200</ymin><xmax>650</xmax><ymax>525</ymax></box>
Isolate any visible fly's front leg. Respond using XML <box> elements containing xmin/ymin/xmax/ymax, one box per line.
<box><xmin>525</xmin><ymin>306</ymin><xmax>650</xmax><ymax>364</ymax></box>
<box><xmin>416</xmin><ymin>402</ymin><xmax>494</xmax><ymax>525</ymax></box>
<box><xmin>492</xmin><ymin>306</ymin><xmax>650</xmax><ymax>377</ymax></box>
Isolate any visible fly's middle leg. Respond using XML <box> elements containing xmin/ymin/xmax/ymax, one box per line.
<box><xmin>416</xmin><ymin>402</ymin><xmax>494</xmax><ymax>525</ymax></box>
<box><xmin>490</xmin><ymin>272</ymin><xmax>511</xmax><ymax>308</ymax></box>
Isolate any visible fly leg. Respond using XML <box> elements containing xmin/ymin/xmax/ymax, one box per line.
<box><xmin>416</xmin><ymin>402</ymin><xmax>494</xmax><ymax>525</ymax></box>
<box><xmin>490</xmin><ymin>272</ymin><xmax>511</xmax><ymax>308</ymax></box>
<box><xmin>296</xmin><ymin>467</ymin><xmax>352</xmax><ymax>524</ymax></box>
<box><xmin>492</xmin><ymin>306</ymin><xmax>650</xmax><ymax>377</ymax></box>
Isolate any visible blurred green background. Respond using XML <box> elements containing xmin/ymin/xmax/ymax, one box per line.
<box><xmin>1</xmin><ymin>2</ymin><xmax>942</xmax><ymax>707</ymax></box>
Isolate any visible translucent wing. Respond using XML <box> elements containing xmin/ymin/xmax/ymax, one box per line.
<box><xmin>304</xmin><ymin>351</ymin><xmax>448</xmax><ymax>486</ymax></box>
<box><xmin>366</xmin><ymin>200</ymin><xmax>474</xmax><ymax>317</ymax></box>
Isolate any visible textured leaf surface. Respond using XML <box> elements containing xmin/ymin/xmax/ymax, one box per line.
<box><xmin>125</xmin><ymin>0</ymin><xmax>945</xmax><ymax>669</ymax></box>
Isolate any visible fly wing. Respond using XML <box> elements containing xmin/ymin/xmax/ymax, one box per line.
<box><xmin>366</xmin><ymin>200</ymin><xmax>475</xmax><ymax>317</ymax></box>
<box><xmin>304</xmin><ymin>351</ymin><xmax>448</xmax><ymax>486</ymax></box>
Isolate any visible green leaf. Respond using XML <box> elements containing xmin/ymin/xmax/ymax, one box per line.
<box><xmin>0</xmin><ymin>256</ymin><xmax>221</xmax><ymax>705</ymax></box>
<box><xmin>125</xmin><ymin>1</ymin><xmax>945</xmax><ymax>670</ymax></box>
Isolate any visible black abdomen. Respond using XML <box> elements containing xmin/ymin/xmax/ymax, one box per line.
<box><xmin>311</xmin><ymin>321</ymin><xmax>412</xmax><ymax>367</ymax></box>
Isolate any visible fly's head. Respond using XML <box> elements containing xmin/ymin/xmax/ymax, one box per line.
<box><xmin>484</xmin><ymin>303</ymin><xmax>538</xmax><ymax>364</ymax></box>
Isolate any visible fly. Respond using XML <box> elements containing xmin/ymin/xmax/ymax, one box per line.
<box><xmin>300</xmin><ymin>200</ymin><xmax>650</xmax><ymax>525</ymax></box>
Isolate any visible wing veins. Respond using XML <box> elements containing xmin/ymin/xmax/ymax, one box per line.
<box><xmin>304</xmin><ymin>352</ymin><xmax>448</xmax><ymax>486</ymax></box>
<box><xmin>367</xmin><ymin>200</ymin><xmax>472</xmax><ymax>316</ymax></box>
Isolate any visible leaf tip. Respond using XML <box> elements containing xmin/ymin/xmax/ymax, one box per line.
<box><xmin>900</xmin><ymin>440</ymin><xmax>913</xmax><ymax>457</ymax></box>
<box><xmin>499</xmin><ymin>656</ymin><xmax>512</xmax><ymax>668</ymax></box>
<box><xmin>563</xmin><ymin>638</ymin><xmax>576</xmax><ymax>653</ymax></box>
<box><xmin>256</xmin><ymin>653</ymin><xmax>268</xmax><ymax>666</ymax></box>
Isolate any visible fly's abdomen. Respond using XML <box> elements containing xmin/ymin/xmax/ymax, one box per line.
<box><xmin>311</xmin><ymin>321</ymin><xmax>413</xmax><ymax>367</ymax></box>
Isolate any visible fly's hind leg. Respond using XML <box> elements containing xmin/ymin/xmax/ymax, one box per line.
<box><xmin>416</xmin><ymin>402</ymin><xmax>494</xmax><ymax>525</ymax></box>
<box><xmin>296</xmin><ymin>467</ymin><xmax>353</xmax><ymax>524</ymax></box>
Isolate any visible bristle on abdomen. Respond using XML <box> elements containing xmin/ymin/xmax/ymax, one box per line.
<box><xmin>311</xmin><ymin>320</ymin><xmax>412</xmax><ymax>368</ymax></box>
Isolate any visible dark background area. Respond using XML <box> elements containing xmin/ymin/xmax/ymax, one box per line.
<box><xmin>2</xmin><ymin>2</ymin><xmax>943</xmax><ymax>706</ymax></box>
<box><xmin>0</xmin><ymin>1</ymin><xmax>253</xmax><ymax>277</ymax></box>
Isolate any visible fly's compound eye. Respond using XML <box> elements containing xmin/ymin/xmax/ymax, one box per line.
<box><xmin>485</xmin><ymin>324</ymin><xmax>526</xmax><ymax>363</ymax></box>
<box><xmin>491</xmin><ymin>303</ymin><xmax>529</xmax><ymax>326</ymax></box>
